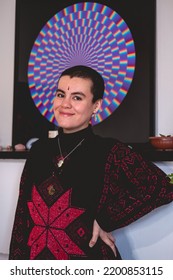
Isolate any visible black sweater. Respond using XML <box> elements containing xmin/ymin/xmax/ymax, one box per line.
<box><xmin>9</xmin><ymin>126</ymin><xmax>173</xmax><ymax>259</ymax></box>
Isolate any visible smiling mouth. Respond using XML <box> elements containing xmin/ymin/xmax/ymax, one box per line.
<box><xmin>59</xmin><ymin>112</ymin><xmax>74</xmax><ymax>117</ymax></box>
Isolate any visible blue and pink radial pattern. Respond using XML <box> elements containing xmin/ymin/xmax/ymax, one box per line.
<box><xmin>28</xmin><ymin>2</ymin><xmax>136</xmax><ymax>126</ymax></box>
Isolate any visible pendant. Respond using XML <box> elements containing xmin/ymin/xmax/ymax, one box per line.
<box><xmin>57</xmin><ymin>159</ymin><xmax>64</xmax><ymax>168</ymax></box>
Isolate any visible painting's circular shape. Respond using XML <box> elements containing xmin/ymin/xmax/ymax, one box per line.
<box><xmin>28</xmin><ymin>2</ymin><xmax>136</xmax><ymax>126</ymax></box>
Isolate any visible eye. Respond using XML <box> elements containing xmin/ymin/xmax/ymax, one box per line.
<box><xmin>73</xmin><ymin>95</ymin><xmax>83</xmax><ymax>101</ymax></box>
<box><xmin>56</xmin><ymin>91</ymin><xmax>64</xmax><ymax>98</ymax></box>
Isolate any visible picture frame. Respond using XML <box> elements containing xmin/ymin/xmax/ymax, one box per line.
<box><xmin>12</xmin><ymin>0</ymin><xmax>156</xmax><ymax>146</ymax></box>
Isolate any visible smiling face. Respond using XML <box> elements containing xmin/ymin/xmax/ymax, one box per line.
<box><xmin>53</xmin><ymin>75</ymin><xmax>102</xmax><ymax>133</ymax></box>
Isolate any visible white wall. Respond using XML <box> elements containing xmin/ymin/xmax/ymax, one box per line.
<box><xmin>0</xmin><ymin>159</ymin><xmax>25</xmax><ymax>254</ymax></box>
<box><xmin>0</xmin><ymin>0</ymin><xmax>15</xmax><ymax>146</ymax></box>
<box><xmin>155</xmin><ymin>0</ymin><xmax>173</xmax><ymax>136</ymax></box>
<box><xmin>0</xmin><ymin>0</ymin><xmax>173</xmax><ymax>259</ymax></box>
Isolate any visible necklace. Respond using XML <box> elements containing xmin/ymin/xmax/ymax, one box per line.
<box><xmin>57</xmin><ymin>137</ymin><xmax>85</xmax><ymax>168</ymax></box>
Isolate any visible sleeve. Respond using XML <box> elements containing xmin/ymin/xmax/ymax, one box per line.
<box><xmin>8</xmin><ymin>142</ymin><xmax>39</xmax><ymax>259</ymax></box>
<box><xmin>96</xmin><ymin>142</ymin><xmax>173</xmax><ymax>232</ymax></box>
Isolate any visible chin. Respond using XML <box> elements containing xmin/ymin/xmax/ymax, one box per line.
<box><xmin>57</xmin><ymin>122</ymin><xmax>74</xmax><ymax>131</ymax></box>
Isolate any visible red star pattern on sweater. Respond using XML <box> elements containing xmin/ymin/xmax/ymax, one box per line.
<box><xmin>27</xmin><ymin>186</ymin><xmax>86</xmax><ymax>259</ymax></box>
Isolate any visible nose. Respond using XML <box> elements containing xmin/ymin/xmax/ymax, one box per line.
<box><xmin>60</xmin><ymin>96</ymin><xmax>72</xmax><ymax>108</ymax></box>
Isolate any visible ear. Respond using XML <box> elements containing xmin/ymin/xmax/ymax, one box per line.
<box><xmin>93</xmin><ymin>99</ymin><xmax>102</xmax><ymax>114</ymax></box>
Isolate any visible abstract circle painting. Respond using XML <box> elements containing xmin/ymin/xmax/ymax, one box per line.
<box><xmin>28</xmin><ymin>2</ymin><xmax>136</xmax><ymax>126</ymax></box>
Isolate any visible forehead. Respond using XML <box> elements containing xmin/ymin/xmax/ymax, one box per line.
<box><xmin>58</xmin><ymin>75</ymin><xmax>93</xmax><ymax>91</ymax></box>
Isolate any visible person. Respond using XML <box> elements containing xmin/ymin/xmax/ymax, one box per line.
<box><xmin>9</xmin><ymin>65</ymin><xmax>173</xmax><ymax>260</ymax></box>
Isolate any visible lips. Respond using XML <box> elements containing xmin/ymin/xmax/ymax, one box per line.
<box><xmin>59</xmin><ymin>111</ymin><xmax>75</xmax><ymax>117</ymax></box>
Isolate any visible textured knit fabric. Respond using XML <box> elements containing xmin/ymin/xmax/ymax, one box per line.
<box><xmin>9</xmin><ymin>126</ymin><xmax>173</xmax><ymax>259</ymax></box>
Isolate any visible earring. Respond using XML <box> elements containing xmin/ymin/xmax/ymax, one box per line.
<box><xmin>94</xmin><ymin>113</ymin><xmax>98</xmax><ymax>122</ymax></box>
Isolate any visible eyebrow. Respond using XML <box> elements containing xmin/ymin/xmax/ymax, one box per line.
<box><xmin>56</xmin><ymin>89</ymin><xmax>65</xmax><ymax>94</ymax></box>
<box><xmin>56</xmin><ymin>88</ymin><xmax>86</xmax><ymax>97</ymax></box>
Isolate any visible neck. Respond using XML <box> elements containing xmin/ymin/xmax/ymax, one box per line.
<box><xmin>62</xmin><ymin>125</ymin><xmax>90</xmax><ymax>134</ymax></box>
<box><xmin>58</xmin><ymin>125</ymin><xmax>93</xmax><ymax>148</ymax></box>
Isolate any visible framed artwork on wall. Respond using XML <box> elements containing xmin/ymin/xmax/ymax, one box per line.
<box><xmin>12</xmin><ymin>0</ymin><xmax>156</xmax><ymax>146</ymax></box>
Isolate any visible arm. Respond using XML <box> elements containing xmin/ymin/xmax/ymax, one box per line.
<box><xmin>9</xmin><ymin>142</ymin><xmax>39</xmax><ymax>259</ymax></box>
<box><xmin>8</xmin><ymin>161</ymin><xmax>31</xmax><ymax>259</ymax></box>
<box><xmin>96</xmin><ymin>142</ymin><xmax>173</xmax><ymax>232</ymax></box>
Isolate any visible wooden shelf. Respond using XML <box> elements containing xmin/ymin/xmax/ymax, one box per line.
<box><xmin>129</xmin><ymin>142</ymin><xmax>173</xmax><ymax>161</ymax></box>
<box><xmin>0</xmin><ymin>143</ymin><xmax>173</xmax><ymax>161</ymax></box>
<box><xmin>0</xmin><ymin>150</ymin><xmax>29</xmax><ymax>159</ymax></box>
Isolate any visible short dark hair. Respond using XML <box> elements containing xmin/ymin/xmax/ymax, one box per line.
<box><xmin>59</xmin><ymin>65</ymin><xmax>105</xmax><ymax>102</ymax></box>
